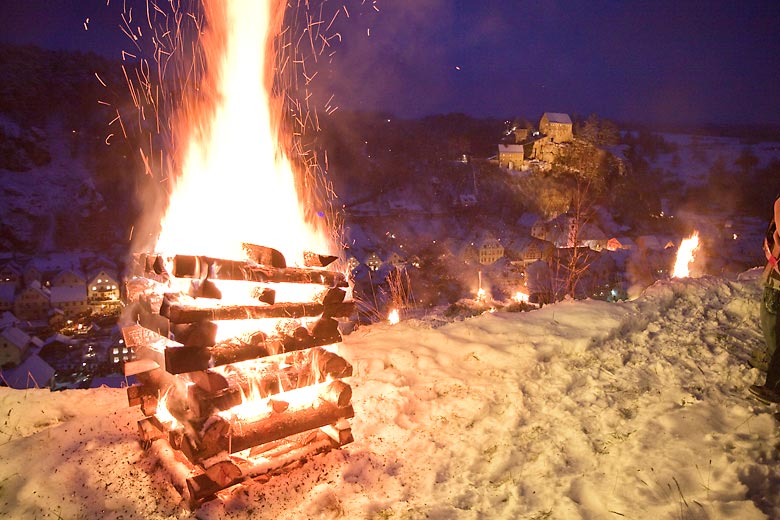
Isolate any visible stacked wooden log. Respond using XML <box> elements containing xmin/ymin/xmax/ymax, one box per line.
<box><xmin>122</xmin><ymin>244</ymin><xmax>355</xmax><ymax>505</ymax></box>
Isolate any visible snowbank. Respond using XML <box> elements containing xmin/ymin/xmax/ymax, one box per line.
<box><xmin>0</xmin><ymin>272</ymin><xmax>778</xmax><ymax>519</ymax></box>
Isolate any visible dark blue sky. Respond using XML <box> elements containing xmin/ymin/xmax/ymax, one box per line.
<box><xmin>2</xmin><ymin>0</ymin><xmax>779</xmax><ymax>126</ymax></box>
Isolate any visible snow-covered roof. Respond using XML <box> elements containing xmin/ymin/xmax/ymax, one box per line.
<box><xmin>542</xmin><ymin>112</ymin><xmax>572</xmax><ymax>125</ymax></box>
<box><xmin>0</xmin><ymin>311</ymin><xmax>17</xmax><ymax>329</ymax></box>
<box><xmin>498</xmin><ymin>144</ymin><xmax>524</xmax><ymax>153</ymax></box>
<box><xmin>1</xmin><ymin>326</ymin><xmax>30</xmax><ymax>349</ymax></box>
<box><xmin>89</xmin><ymin>270</ymin><xmax>119</xmax><ymax>283</ymax></box>
<box><xmin>1</xmin><ymin>354</ymin><xmax>55</xmax><ymax>389</ymax></box>
<box><xmin>52</xmin><ymin>269</ymin><xmax>86</xmax><ymax>285</ymax></box>
<box><xmin>49</xmin><ymin>286</ymin><xmax>87</xmax><ymax>304</ymax></box>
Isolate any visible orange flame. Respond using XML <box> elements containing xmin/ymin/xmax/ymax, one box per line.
<box><xmin>672</xmin><ymin>231</ymin><xmax>700</xmax><ymax>278</ymax></box>
<box><xmin>155</xmin><ymin>0</ymin><xmax>331</xmax><ymax>263</ymax></box>
<box><xmin>388</xmin><ymin>308</ymin><xmax>400</xmax><ymax>324</ymax></box>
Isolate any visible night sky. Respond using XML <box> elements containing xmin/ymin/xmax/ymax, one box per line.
<box><xmin>1</xmin><ymin>0</ymin><xmax>779</xmax><ymax>126</ymax></box>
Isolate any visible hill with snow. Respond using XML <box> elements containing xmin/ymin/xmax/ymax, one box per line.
<box><xmin>1</xmin><ymin>271</ymin><xmax>778</xmax><ymax>519</ymax></box>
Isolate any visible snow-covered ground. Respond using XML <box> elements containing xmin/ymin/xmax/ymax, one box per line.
<box><xmin>0</xmin><ymin>270</ymin><xmax>778</xmax><ymax>519</ymax></box>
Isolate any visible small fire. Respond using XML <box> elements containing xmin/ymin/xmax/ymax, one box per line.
<box><xmin>388</xmin><ymin>309</ymin><xmax>399</xmax><ymax>324</ymax></box>
<box><xmin>513</xmin><ymin>291</ymin><xmax>529</xmax><ymax>303</ymax></box>
<box><xmin>672</xmin><ymin>231</ymin><xmax>700</xmax><ymax>278</ymax></box>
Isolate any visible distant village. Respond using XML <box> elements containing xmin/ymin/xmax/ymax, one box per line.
<box><xmin>0</xmin><ymin>251</ymin><xmax>128</xmax><ymax>391</ymax></box>
<box><xmin>341</xmin><ymin>112</ymin><xmax>746</xmax><ymax>313</ymax></box>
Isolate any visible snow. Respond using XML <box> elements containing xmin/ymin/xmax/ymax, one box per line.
<box><xmin>0</xmin><ymin>271</ymin><xmax>778</xmax><ymax>519</ymax></box>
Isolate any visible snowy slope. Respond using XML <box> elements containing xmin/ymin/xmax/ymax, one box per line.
<box><xmin>0</xmin><ymin>118</ymin><xmax>106</xmax><ymax>251</ymax></box>
<box><xmin>0</xmin><ymin>271</ymin><xmax>777</xmax><ymax>519</ymax></box>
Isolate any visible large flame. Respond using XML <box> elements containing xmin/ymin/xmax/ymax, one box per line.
<box><xmin>155</xmin><ymin>0</ymin><xmax>330</xmax><ymax>263</ymax></box>
<box><xmin>672</xmin><ymin>231</ymin><xmax>700</xmax><ymax>278</ymax></box>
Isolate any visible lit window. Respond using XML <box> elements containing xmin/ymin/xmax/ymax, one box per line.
<box><xmin>113</xmin><ymin>357</ymin><xmax>120</xmax><ymax>364</ymax></box>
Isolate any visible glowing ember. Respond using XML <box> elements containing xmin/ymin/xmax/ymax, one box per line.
<box><xmin>155</xmin><ymin>0</ymin><xmax>331</xmax><ymax>263</ymax></box>
<box><xmin>672</xmin><ymin>231</ymin><xmax>700</xmax><ymax>278</ymax></box>
<box><xmin>388</xmin><ymin>309</ymin><xmax>400</xmax><ymax>324</ymax></box>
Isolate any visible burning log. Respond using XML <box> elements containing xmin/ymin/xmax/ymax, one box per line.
<box><xmin>152</xmin><ymin>348</ymin><xmax>353</xmax><ymax>421</ymax></box>
<box><xmin>161</xmin><ymin>298</ymin><xmax>355</xmax><ymax>324</ymax></box>
<box><xmin>185</xmin><ymin>429</ymin><xmax>346</xmax><ymax>504</ymax></box>
<box><xmin>125</xmin><ymin>241</ymin><xmax>355</xmax><ymax>505</ymax></box>
<box><xmin>242</xmin><ymin>243</ymin><xmax>286</xmax><ymax>268</ymax></box>
<box><xmin>146</xmin><ymin>254</ymin><xmax>348</xmax><ymax>288</ymax></box>
<box><xmin>164</xmin><ymin>326</ymin><xmax>345</xmax><ymax>374</ymax></box>
<box><xmin>193</xmin><ymin>381</ymin><xmax>354</xmax><ymax>461</ymax></box>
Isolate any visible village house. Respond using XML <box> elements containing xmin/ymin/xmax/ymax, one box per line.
<box><xmin>497</xmin><ymin>143</ymin><xmax>525</xmax><ymax>170</ymax></box>
<box><xmin>50</xmin><ymin>285</ymin><xmax>90</xmax><ymax>317</ymax></box>
<box><xmin>539</xmin><ymin>112</ymin><xmax>574</xmax><ymax>143</ymax></box>
<box><xmin>13</xmin><ymin>283</ymin><xmax>50</xmax><ymax>321</ymax></box>
<box><xmin>110</xmin><ymin>339</ymin><xmax>134</xmax><ymax>368</ymax></box>
<box><xmin>0</xmin><ymin>326</ymin><xmax>31</xmax><ymax>367</ymax></box>
<box><xmin>346</xmin><ymin>256</ymin><xmax>361</xmax><ymax>274</ymax></box>
<box><xmin>51</xmin><ymin>269</ymin><xmax>86</xmax><ymax>288</ymax></box>
<box><xmin>365</xmin><ymin>252</ymin><xmax>383</xmax><ymax>272</ymax></box>
<box><xmin>508</xmin><ymin>237</ymin><xmax>555</xmax><ymax>267</ymax></box>
<box><xmin>0</xmin><ymin>262</ymin><xmax>21</xmax><ymax>286</ymax></box>
<box><xmin>577</xmin><ymin>223</ymin><xmax>608</xmax><ymax>251</ymax></box>
<box><xmin>531</xmin><ymin>214</ymin><xmax>577</xmax><ymax>248</ymax></box>
<box><xmin>86</xmin><ymin>270</ymin><xmax>121</xmax><ymax>311</ymax></box>
<box><xmin>386</xmin><ymin>251</ymin><xmax>406</xmax><ymax>269</ymax></box>
<box><xmin>532</xmin><ymin>112</ymin><xmax>574</xmax><ymax>163</ymax></box>
<box><xmin>467</xmin><ymin>235</ymin><xmax>505</xmax><ymax>265</ymax></box>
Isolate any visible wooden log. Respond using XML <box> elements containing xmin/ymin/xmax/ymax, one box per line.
<box><xmin>138</xmin><ymin>416</ymin><xmax>166</xmax><ymax>446</ymax></box>
<box><xmin>189</xmin><ymin>460</ymin><xmax>243</xmax><ymax>501</ymax></box>
<box><xmin>320</xmin><ymin>419</ymin><xmax>354</xmax><ymax>445</ymax></box>
<box><xmin>171</xmin><ymin>320</ymin><xmax>218</xmax><ymax>347</ymax></box>
<box><xmin>124</xmin><ymin>358</ymin><xmax>160</xmax><ymax>377</ymax></box>
<box><xmin>304</xmin><ymin>251</ymin><xmax>339</xmax><ymax>268</ymax></box>
<box><xmin>127</xmin><ymin>383</ymin><xmax>158</xmax><ymax>407</ymax></box>
<box><xmin>164</xmin><ymin>326</ymin><xmax>345</xmax><ymax>374</ymax></box>
<box><xmin>321</xmin><ymin>288</ymin><xmax>346</xmax><ymax>306</ymax></box>
<box><xmin>186</xmin><ymin>430</ymin><xmax>344</xmax><ymax>504</ymax></box>
<box><xmin>158</xmin><ymin>255</ymin><xmax>348</xmax><ymax>288</ymax></box>
<box><xmin>178</xmin><ymin>348</ymin><xmax>352</xmax><ymax>419</ymax></box>
<box><xmin>141</xmin><ymin>394</ymin><xmax>159</xmax><ymax>417</ymax></box>
<box><xmin>194</xmin><ymin>382</ymin><xmax>354</xmax><ymax>460</ymax></box>
<box><xmin>161</xmin><ymin>299</ymin><xmax>355</xmax><ymax>324</ymax></box>
<box><xmin>242</xmin><ymin>243</ymin><xmax>286</xmax><ymax>268</ymax></box>
<box><xmin>246</xmin><ymin>265</ymin><xmax>348</xmax><ymax>288</ymax></box>
<box><xmin>318</xmin><ymin>379</ymin><xmax>352</xmax><ymax>408</ymax></box>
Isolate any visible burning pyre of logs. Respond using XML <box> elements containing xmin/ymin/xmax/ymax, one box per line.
<box><xmin>122</xmin><ymin>244</ymin><xmax>355</xmax><ymax>505</ymax></box>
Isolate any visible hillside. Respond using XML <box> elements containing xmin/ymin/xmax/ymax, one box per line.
<box><xmin>0</xmin><ymin>272</ymin><xmax>778</xmax><ymax>518</ymax></box>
